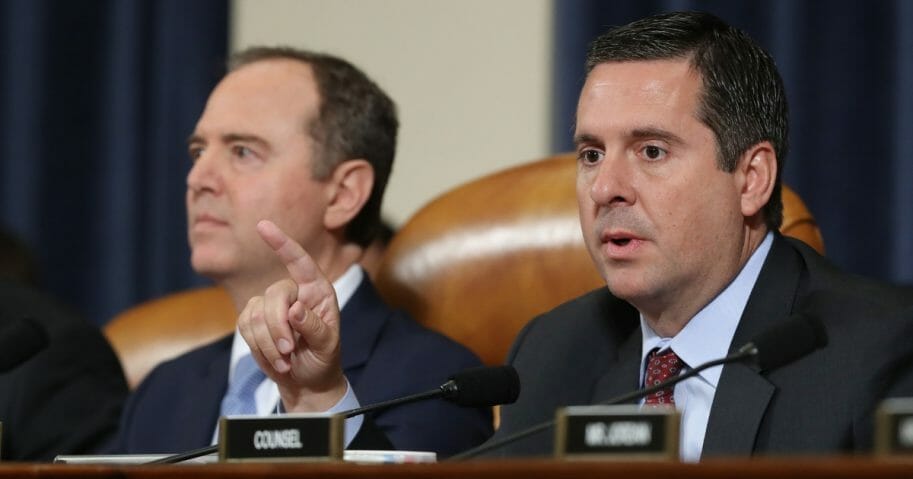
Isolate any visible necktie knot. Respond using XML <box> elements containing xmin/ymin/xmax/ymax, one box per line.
<box><xmin>220</xmin><ymin>354</ymin><xmax>267</xmax><ymax>416</ymax></box>
<box><xmin>644</xmin><ymin>348</ymin><xmax>682</xmax><ymax>406</ymax></box>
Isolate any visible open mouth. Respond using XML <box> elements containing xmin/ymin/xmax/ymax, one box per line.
<box><xmin>610</xmin><ymin>238</ymin><xmax>632</xmax><ymax>247</ymax></box>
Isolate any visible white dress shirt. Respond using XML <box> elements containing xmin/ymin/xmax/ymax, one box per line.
<box><xmin>639</xmin><ymin>232</ymin><xmax>773</xmax><ymax>462</ymax></box>
<box><xmin>214</xmin><ymin>264</ymin><xmax>365</xmax><ymax>446</ymax></box>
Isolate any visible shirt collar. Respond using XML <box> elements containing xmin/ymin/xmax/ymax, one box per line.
<box><xmin>640</xmin><ymin>231</ymin><xmax>773</xmax><ymax>387</ymax></box>
<box><xmin>229</xmin><ymin>264</ymin><xmax>364</xmax><ymax>376</ymax></box>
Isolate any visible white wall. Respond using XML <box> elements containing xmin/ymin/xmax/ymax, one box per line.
<box><xmin>231</xmin><ymin>0</ymin><xmax>554</xmax><ymax>225</ymax></box>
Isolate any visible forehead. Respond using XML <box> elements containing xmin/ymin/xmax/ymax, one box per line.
<box><xmin>575</xmin><ymin>59</ymin><xmax>704</xmax><ymax>138</ymax></box>
<box><xmin>196</xmin><ymin>59</ymin><xmax>320</xmax><ymax>138</ymax></box>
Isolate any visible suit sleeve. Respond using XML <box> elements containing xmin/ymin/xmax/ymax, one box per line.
<box><xmin>352</xmin><ymin>316</ymin><xmax>494</xmax><ymax>458</ymax></box>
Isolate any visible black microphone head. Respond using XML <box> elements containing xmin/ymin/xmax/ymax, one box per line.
<box><xmin>0</xmin><ymin>317</ymin><xmax>49</xmax><ymax>373</ymax></box>
<box><xmin>442</xmin><ymin>365</ymin><xmax>520</xmax><ymax>407</ymax></box>
<box><xmin>741</xmin><ymin>313</ymin><xmax>827</xmax><ymax>372</ymax></box>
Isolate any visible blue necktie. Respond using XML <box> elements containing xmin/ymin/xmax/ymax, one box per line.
<box><xmin>220</xmin><ymin>354</ymin><xmax>267</xmax><ymax>416</ymax></box>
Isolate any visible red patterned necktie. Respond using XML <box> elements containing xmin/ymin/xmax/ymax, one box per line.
<box><xmin>644</xmin><ymin>348</ymin><xmax>682</xmax><ymax>406</ymax></box>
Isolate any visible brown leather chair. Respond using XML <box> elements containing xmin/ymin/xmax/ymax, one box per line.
<box><xmin>104</xmin><ymin>286</ymin><xmax>236</xmax><ymax>389</ymax></box>
<box><xmin>374</xmin><ymin>153</ymin><xmax>824</xmax><ymax>366</ymax></box>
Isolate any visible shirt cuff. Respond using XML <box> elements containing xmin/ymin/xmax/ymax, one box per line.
<box><xmin>275</xmin><ymin>377</ymin><xmax>363</xmax><ymax>448</ymax></box>
<box><xmin>326</xmin><ymin>378</ymin><xmax>363</xmax><ymax>448</ymax></box>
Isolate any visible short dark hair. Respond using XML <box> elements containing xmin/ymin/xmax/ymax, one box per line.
<box><xmin>585</xmin><ymin>11</ymin><xmax>788</xmax><ymax>230</ymax></box>
<box><xmin>229</xmin><ymin>47</ymin><xmax>398</xmax><ymax>247</ymax></box>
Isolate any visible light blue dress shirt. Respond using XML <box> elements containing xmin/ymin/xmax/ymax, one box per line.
<box><xmin>639</xmin><ymin>232</ymin><xmax>773</xmax><ymax>462</ymax></box>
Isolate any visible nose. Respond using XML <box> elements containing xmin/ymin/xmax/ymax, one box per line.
<box><xmin>186</xmin><ymin>148</ymin><xmax>221</xmax><ymax>196</ymax></box>
<box><xmin>587</xmin><ymin>151</ymin><xmax>635</xmax><ymax>207</ymax></box>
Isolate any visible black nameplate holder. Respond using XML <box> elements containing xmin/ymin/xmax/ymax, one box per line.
<box><xmin>876</xmin><ymin>398</ymin><xmax>913</xmax><ymax>457</ymax></box>
<box><xmin>218</xmin><ymin>413</ymin><xmax>343</xmax><ymax>462</ymax></box>
<box><xmin>554</xmin><ymin>405</ymin><xmax>679</xmax><ymax>460</ymax></box>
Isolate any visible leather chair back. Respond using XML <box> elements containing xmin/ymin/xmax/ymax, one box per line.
<box><xmin>104</xmin><ymin>286</ymin><xmax>235</xmax><ymax>389</ymax></box>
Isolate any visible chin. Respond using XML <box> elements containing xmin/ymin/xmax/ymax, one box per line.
<box><xmin>602</xmin><ymin>271</ymin><xmax>650</xmax><ymax>302</ymax></box>
<box><xmin>190</xmin><ymin>252</ymin><xmax>236</xmax><ymax>279</ymax></box>
<box><xmin>606</xmin><ymin>284</ymin><xmax>645</xmax><ymax>302</ymax></box>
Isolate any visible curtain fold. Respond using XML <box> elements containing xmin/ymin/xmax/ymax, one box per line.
<box><xmin>0</xmin><ymin>0</ymin><xmax>228</xmax><ymax>325</ymax></box>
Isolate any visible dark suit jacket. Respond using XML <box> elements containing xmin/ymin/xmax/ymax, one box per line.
<box><xmin>110</xmin><ymin>275</ymin><xmax>492</xmax><ymax>457</ymax></box>
<box><xmin>493</xmin><ymin>236</ymin><xmax>913</xmax><ymax>457</ymax></box>
<box><xmin>0</xmin><ymin>281</ymin><xmax>128</xmax><ymax>461</ymax></box>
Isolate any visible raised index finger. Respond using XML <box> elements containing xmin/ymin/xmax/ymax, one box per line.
<box><xmin>256</xmin><ymin>220</ymin><xmax>338</xmax><ymax>319</ymax></box>
<box><xmin>255</xmin><ymin>219</ymin><xmax>326</xmax><ymax>288</ymax></box>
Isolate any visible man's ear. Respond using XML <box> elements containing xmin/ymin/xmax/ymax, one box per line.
<box><xmin>737</xmin><ymin>141</ymin><xmax>777</xmax><ymax>218</ymax></box>
<box><xmin>324</xmin><ymin>159</ymin><xmax>374</xmax><ymax>231</ymax></box>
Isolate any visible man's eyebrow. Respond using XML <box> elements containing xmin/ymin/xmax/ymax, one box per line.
<box><xmin>630</xmin><ymin>127</ymin><xmax>686</xmax><ymax>145</ymax></box>
<box><xmin>573</xmin><ymin>133</ymin><xmax>600</xmax><ymax>148</ymax></box>
<box><xmin>221</xmin><ymin>133</ymin><xmax>269</xmax><ymax>148</ymax></box>
<box><xmin>186</xmin><ymin>133</ymin><xmax>269</xmax><ymax>149</ymax></box>
<box><xmin>572</xmin><ymin>128</ymin><xmax>687</xmax><ymax>148</ymax></box>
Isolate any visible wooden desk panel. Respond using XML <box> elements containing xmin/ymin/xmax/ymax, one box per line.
<box><xmin>3</xmin><ymin>458</ymin><xmax>913</xmax><ymax>479</ymax></box>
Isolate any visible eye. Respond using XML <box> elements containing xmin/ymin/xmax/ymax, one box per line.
<box><xmin>188</xmin><ymin>145</ymin><xmax>204</xmax><ymax>162</ymax></box>
<box><xmin>229</xmin><ymin>145</ymin><xmax>265</xmax><ymax>166</ymax></box>
<box><xmin>641</xmin><ymin>144</ymin><xmax>667</xmax><ymax>161</ymax></box>
<box><xmin>578</xmin><ymin>149</ymin><xmax>603</xmax><ymax>165</ymax></box>
<box><xmin>232</xmin><ymin>145</ymin><xmax>253</xmax><ymax>158</ymax></box>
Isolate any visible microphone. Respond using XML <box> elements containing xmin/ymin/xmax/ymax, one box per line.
<box><xmin>0</xmin><ymin>317</ymin><xmax>49</xmax><ymax>373</ymax></box>
<box><xmin>343</xmin><ymin>365</ymin><xmax>520</xmax><ymax>418</ymax></box>
<box><xmin>449</xmin><ymin>313</ymin><xmax>827</xmax><ymax>460</ymax></box>
<box><xmin>736</xmin><ymin>312</ymin><xmax>827</xmax><ymax>372</ymax></box>
<box><xmin>445</xmin><ymin>365</ymin><xmax>521</xmax><ymax>407</ymax></box>
<box><xmin>149</xmin><ymin>365</ymin><xmax>519</xmax><ymax>464</ymax></box>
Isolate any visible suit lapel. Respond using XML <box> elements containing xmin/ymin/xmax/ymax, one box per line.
<box><xmin>701</xmin><ymin>362</ymin><xmax>776</xmax><ymax>455</ymax></box>
<box><xmin>339</xmin><ymin>273</ymin><xmax>389</xmax><ymax>373</ymax></box>
<box><xmin>702</xmin><ymin>235</ymin><xmax>805</xmax><ymax>456</ymax></box>
<box><xmin>590</xmin><ymin>302</ymin><xmax>643</xmax><ymax>404</ymax></box>
<box><xmin>175</xmin><ymin>335</ymin><xmax>232</xmax><ymax>450</ymax></box>
<box><xmin>591</xmin><ymin>328</ymin><xmax>643</xmax><ymax>404</ymax></box>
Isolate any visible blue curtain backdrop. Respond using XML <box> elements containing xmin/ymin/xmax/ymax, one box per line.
<box><xmin>553</xmin><ymin>0</ymin><xmax>913</xmax><ymax>285</ymax></box>
<box><xmin>0</xmin><ymin>0</ymin><xmax>228</xmax><ymax>325</ymax></box>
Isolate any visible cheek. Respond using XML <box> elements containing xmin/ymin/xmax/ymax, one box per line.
<box><xmin>270</xmin><ymin>175</ymin><xmax>328</xmax><ymax>230</ymax></box>
<box><xmin>576</xmin><ymin>177</ymin><xmax>596</xmax><ymax>216</ymax></box>
<box><xmin>222</xmin><ymin>178</ymin><xmax>285</xmax><ymax>235</ymax></box>
<box><xmin>240</xmin><ymin>187</ymin><xmax>274</xmax><ymax>216</ymax></box>
<box><xmin>670</xmin><ymin>187</ymin><xmax>739</xmax><ymax>247</ymax></box>
<box><xmin>649</xmin><ymin>182</ymin><xmax>716</xmax><ymax>252</ymax></box>
<box><xmin>576</xmin><ymin>193</ymin><xmax>598</xmax><ymax>240</ymax></box>
<box><xmin>648</xmin><ymin>185</ymin><xmax>686</xmax><ymax>232</ymax></box>
<box><xmin>277</xmin><ymin>181</ymin><xmax>323</xmax><ymax>215</ymax></box>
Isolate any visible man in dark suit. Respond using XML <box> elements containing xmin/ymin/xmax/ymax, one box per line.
<box><xmin>0</xmin><ymin>280</ymin><xmax>128</xmax><ymax>461</ymax></box>
<box><xmin>489</xmin><ymin>11</ymin><xmax>913</xmax><ymax>460</ymax></box>
<box><xmin>109</xmin><ymin>47</ymin><xmax>491</xmax><ymax>457</ymax></box>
